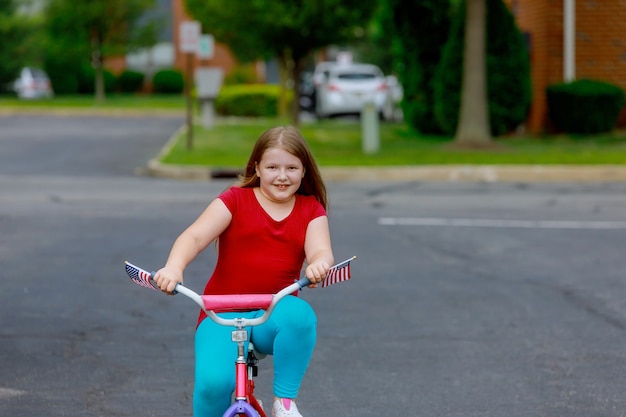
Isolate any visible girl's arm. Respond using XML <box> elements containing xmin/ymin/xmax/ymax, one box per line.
<box><xmin>303</xmin><ymin>215</ymin><xmax>334</xmax><ymax>287</ymax></box>
<box><xmin>154</xmin><ymin>198</ymin><xmax>232</xmax><ymax>293</ymax></box>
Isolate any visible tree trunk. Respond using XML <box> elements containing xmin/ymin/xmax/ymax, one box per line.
<box><xmin>277</xmin><ymin>48</ymin><xmax>296</xmax><ymax>122</ymax></box>
<box><xmin>95</xmin><ymin>64</ymin><xmax>105</xmax><ymax>104</ymax></box>
<box><xmin>92</xmin><ymin>34</ymin><xmax>105</xmax><ymax>104</ymax></box>
<box><xmin>290</xmin><ymin>59</ymin><xmax>305</xmax><ymax>128</ymax></box>
<box><xmin>277</xmin><ymin>48</ymin><xmax>303</xmax><ymax>127</ymax></box>
<box><xmin>454</xmin><ymin>0</ymin><xmax>491</xmax><ymax>146</ymax></box>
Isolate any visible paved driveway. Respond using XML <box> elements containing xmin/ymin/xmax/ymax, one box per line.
<box><xmin>0</xmin><ymin>114</ymin><xmax>182</xmax><ymax>176</ymax></box>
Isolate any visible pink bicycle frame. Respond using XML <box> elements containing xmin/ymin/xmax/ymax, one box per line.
<box><xmin>174</xmin><ymin>276</ymin><xmax>312</xmax><ymax>417</ymax></box>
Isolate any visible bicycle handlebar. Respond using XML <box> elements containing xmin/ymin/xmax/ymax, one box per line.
<box><xmin>173</xmin><ymin>276</ymin><xmax>313</xmax><ymax>328</ymax></box>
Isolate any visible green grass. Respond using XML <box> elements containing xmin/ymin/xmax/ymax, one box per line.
<box><xmin>164</xmin><ymin>118</ymin><xmax>626</xmax><ymax>167</ymax></box>
<box><xmin>2</xmin><ymin>93</ymin><xmax>626</xmax><ymax>166</ymax></box>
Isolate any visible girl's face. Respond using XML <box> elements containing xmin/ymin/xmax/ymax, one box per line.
<box><xmin>255</xmin><ymin>147</ymin><xmax>305</xmax><ymax>203</ymax></box>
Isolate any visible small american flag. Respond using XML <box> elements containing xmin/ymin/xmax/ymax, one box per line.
<box><xmin>125</xmin><ymin>261</ymin><xmax>158</xmax><ymax>291</ymax></box>
<box><xmin>322</xmin><ymin>256</ymin><xmax>356</xmax><ymax>288</ymax></box>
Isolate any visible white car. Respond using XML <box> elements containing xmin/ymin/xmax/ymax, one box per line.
<box><xmin>13</xmin><ymin>67</ymin><xmax>54</xmax><ymax>99</ymax></box>
<box><xmin>314</xmin><ymin>63</ymin><xmax>390</xmax><ymax>119</ymax></box>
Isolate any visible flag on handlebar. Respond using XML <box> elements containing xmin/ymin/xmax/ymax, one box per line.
<box><xmin>125</xmin><ymin>261</ymin><xmax>159</xmax><ymax>291</ymax></box>
<box><xmin>322</xmin><ymin>256</ymin><xmax>356</xmax><ymax>288</ymax></box>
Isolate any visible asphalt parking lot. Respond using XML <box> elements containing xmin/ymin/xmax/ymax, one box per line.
<box><xmin>3</xmin><ymin>114</ymin><xmax>626</xmax><ymax>417</ymax></box>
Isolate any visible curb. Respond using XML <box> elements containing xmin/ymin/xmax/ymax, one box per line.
<box><xmin>141</xmin><ymin>161</ymin><xmax>626</xmax><ymax>183</ymax></box>
<box><xmin>318</xmin><ymin>165</ymin><xmax>626</xmax><ymax>182</ymax></box>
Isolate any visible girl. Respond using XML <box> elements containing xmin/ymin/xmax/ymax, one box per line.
<box><xmin>154</xmin><ymin>126</ymin><xmax>334</xmax><ymax>417</ymax></box>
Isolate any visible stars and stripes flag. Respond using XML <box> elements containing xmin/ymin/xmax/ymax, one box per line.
<box><xmin>322</xmin><ymin>256</ymin><xmax>356</xmax><ymax>288</ymax></box>
<box><xmin>124</xmin><ymin>261</ymin><xmax>159</xmax><ymax>291</ymax></box>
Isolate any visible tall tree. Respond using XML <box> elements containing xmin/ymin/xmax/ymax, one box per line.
<box><xmin>44</xmin><ymin>0</ymin><xmax>154</xmax><ymax>101</ymax></box>
<box><xmin>378</xmin><ymin>0</ymin><xmax>450</xmax><ymax>134</ymax></box>
<box><xmin>434</xmin><ymin>0</ymin><xmax>530</xmax><ymax>141</ymax></box>
<box><xmin>184</xmin><ymin>0</ymin><xmax>377</xmax><ymax>125</ymax></box>
<box><xmin>0</xmin><ymin>0</ymin><xmax>35</xmax><ymax>86</ymax></box>
<box><xmin>454</xmin><ymin>0</ymin><xmax>491</xmax><ymax>145</ymax></box>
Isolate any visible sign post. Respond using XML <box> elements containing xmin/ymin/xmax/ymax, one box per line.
<box><xmin>195</xmin><ymin>67</ymin><xmax>223</xmax><ymax>129</ymax></box>
<box><xmin>195</xmin><ymin>34</ymin><xmax>221</xmax><ymax>129</ymax></box>
<box><xmin>361</xmin><ymin>100</ymin><xmax>380</xmax><ymax>154</ymax></box>
<box><xmin>179</xmin><ymin>21</ymin><xmax>201</xmax><ymax>150</ymax></box>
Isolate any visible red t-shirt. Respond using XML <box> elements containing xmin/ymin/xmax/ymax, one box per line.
<box><xmin>197</xmin><ymin>186</ymin><xmax>326</xmax><ymax>325</ymax></box>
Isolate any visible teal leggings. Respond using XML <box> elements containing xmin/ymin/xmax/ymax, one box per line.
<box><xmin>193</xmin><ymin>295</ymin><xmax>317</xmax><ymax>417</ymax></box>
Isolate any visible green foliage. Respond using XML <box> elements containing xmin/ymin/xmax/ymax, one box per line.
<box><xmin>184</xmin><ymin>0</ymin><xmax>378</xmax><ymax>64</ymax></box>
<box><xmin>547</xmin><ymin>79</ymin><xmax>625</xmax><ymax>134</ymax></box>
<box><xmin>381</xmin><ymin>0</ymin><xmax>451</xmax><ymax>135</ymax></box>
<box><xmin>45</xmin><ymin>62</ymin><xmax>80</xmax><ymax>95</ymax></box>
<box><xmin>152</xmin><ymin>69</ymin><xmax>184</xmax><ymax>94</ymax></box>
<box><xmin>0</xmin><ymin>1</ymin><xmax>37</xmax><ymax>88</ymax></box>
<box><xmin>215</xmin><ymin>85</ymin><xmax>290</xmax><ymax>117</ymax></box>
<box><xmin>117</xmin><ymin>70</ymin><xmax>145</xmax><ymax>93</ymax></box>
<box><xmin>184</xmin><ymin>0</ymin><xmax>378</xmax><ymax>124</ymax></box>
<box><xmin>75</xmin><ymin>65</ymin><xmax>116</xmax><ymax>94</ymax></box>
<box><xmin>223</xmin><ymin>64</ymin><xmax>260</xmax><ymax>85</ymax></box>
<box><xmin>434</xmin><ymin>0</ymin><xmax>532</xmax><ymax>136</ymax></box>
<box><xmin>41</xmin><ymin>0</ymin><xmax>155</xmax><ymax>96</ymax></box>
<box><xmin>41</xmin><ymin>0</ymin><xmax>89</xmax><ymax>94</ymax></box>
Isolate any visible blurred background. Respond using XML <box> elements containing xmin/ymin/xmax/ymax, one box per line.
<box><xmin>2</xmin><ymin>0</ymin><xmax>626</xmax><ymax>139</ymax></box>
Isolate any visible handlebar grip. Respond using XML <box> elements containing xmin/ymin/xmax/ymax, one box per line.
<box><xmin>296</xmin><ymin>276</ymin><xmax>312</xmax><ymax>288</ymax></box>
<box><xmin>150</xmin><ymin>271</ymin><xmax>179</xmax><ymax>294</ymax></box>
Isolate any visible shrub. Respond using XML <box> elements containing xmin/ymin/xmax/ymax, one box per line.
<box><xmin>546</xmin><ymin>79</ymin><xmax>625</xmax><ymax>134</ymax></box>
<box><xmin>77</xmin><ymin>64</ymin><xmax>116</xmax><ymax>94</ymax></box>
<box><xmin>433</xmin><ymin>0</ymin><xmax>532</xmax><ymax>136</ymax></box>
<box><xmin>152</xmin><ymin>69</ymin><xmax>184</xmax><ymax>94</ymax></box>
<box><xmin>224</xmin><ymin>64</ymin><xmax>260</xmax><ymax>85</ymax></box>
<box><xmin>117</xmin><ymin>70</ymin><xmax>145</xmax><ymax>93</ymax></box>
<box><xmin>215</xmin><ymin>85</ymin><xmax>286</xmax><ymax>117</ymax></box>
<box><xmin>45</xmin><ymin>60</ymin><xmax>80</xmax><ymax>94</ymax></box>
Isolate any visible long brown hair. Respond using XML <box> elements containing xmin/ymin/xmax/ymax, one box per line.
<box><xmin>239</xmin><ymin>126</ymin><xmax>328</xmax><ymax>210</ymax></box>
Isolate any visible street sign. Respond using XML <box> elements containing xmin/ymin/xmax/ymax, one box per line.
<box><xmin>179</xmin><ymin>21</ymin><xmax>201</xmax><ymax>54</ymax></box>
<box><xmin>337</xmin><ymin>51</ymin><xmax>353</xmax><ymax>65</ymax></box>
<box><xmin>198</xmin><ymin>34</ymin><xmax>215</xmax><ymax>60</ymax></box>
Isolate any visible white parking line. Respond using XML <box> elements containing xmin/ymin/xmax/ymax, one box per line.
<box><xmin>0</xmin><ymin>387</ymin><xmax>26</xmax><ymax>399</ymax></box>
<box><xmin>378</xmin><ymin>217</ymin><xmax>626</xmax><ymax>230</ymax></box>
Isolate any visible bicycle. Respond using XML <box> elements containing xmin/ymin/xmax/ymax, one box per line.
<box><xmin>124</xmin><ymin>257</ymin><xmax>354</xmax><ymax>417</ymax></box>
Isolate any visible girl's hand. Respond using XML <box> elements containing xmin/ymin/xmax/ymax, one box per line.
<box><xmin>153</xmin><ymin>266</ymin><xmax>183</xmax><ymax>295</ymax></box>
<box><xmin>305</xmin><ymin>261</ymin><xmax>330</xmax><ymax>288</ymax></box>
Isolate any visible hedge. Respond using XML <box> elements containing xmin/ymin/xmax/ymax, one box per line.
<box><xmin>117</xmin><ymin>70</ymin><xmax>145</xmax><ymax>93</ymax></box>
<box><xmin>546</xmin><ymin>79</ymin><xmax>625</xmax><ymax>134</ymax></box>
<box><xmin>152</xmin><ymin>69</ymin><xmax>184</xmax><ymax>94</ymax></box>
<box><xmin>215</xmin><ymin>84</ymin><xmax>290</xmax><ymax>117</ymax></box>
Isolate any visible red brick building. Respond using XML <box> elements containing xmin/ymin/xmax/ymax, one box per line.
<box><xmin>506</xmin><ymin>0</ymin><xmax>626</xmax><ymax>133</ymax></box>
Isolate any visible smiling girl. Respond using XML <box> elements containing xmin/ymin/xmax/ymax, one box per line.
<box><xmin>154</xmin><ymin>126</ymin><xmax>334</xmax><ymax>417</ymax></box>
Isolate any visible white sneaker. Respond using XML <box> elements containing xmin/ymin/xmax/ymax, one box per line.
<box><xmin>272</xmin><ymin>398</ymin><xmax>303</xmax><ymax>417</ymax></box>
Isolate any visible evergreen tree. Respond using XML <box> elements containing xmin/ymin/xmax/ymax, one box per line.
<box><xmin>381</xmin><ymin>0</ymin><xmax>451</xmax><ymax>134</ymax></box>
